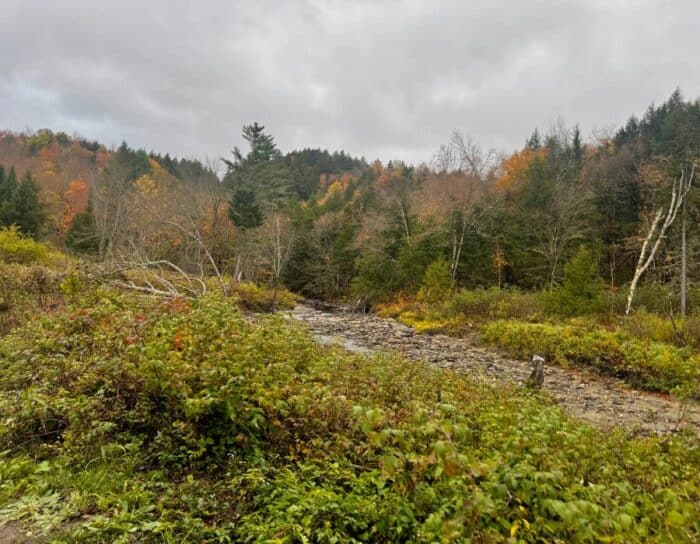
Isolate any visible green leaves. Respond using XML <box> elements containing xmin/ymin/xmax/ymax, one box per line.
<box><xmin>483</xmin><ymin>319</ymin><xmax>699</xmax><ymax>393</ymax></box>
<box><xmin>0</xmin><ymin>291</ymin><xmax>698</xmax><ymax>541</ymax></box>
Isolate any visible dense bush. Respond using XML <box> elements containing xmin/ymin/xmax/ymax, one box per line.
<box><xmin>377</xmin><ymin>288</ymin><xmax>543</xmax><ymax>336</ymax></box>
<box><xmin>542</xmin><ymin>247</ymin><xmax>605</xmax><ymax>317</ymax></box>
<box><xmin>0</xmin><ymin>262</ymin><xmax>67</xmax><ymax>334</ymax></box>
<box><xmin>0</xmin><ymin>291</ymin><xmax>698</xmax><ymax>541</ymax></box>
<box><xmin>632</xmin><ymin>284</ymin><xmax>680</xmax><ymax>314</ymax></box>
<box><xmin>228</xmin><ymin>281</ymin><xmax>298</xmax><ymax>311</ymax></box>
<box><xmin>623</xmin><ymin>309</ymin><xmax>700</xmax><ymax>351</ymax></box>
<box><xmin>444</xmin><ymin>287</ymin><xmax>544</xmax><ymax>321</ymax></box>
<box><xmin>683</xmin><ymin>314</ymin><xmax>700</xmax><ymax>349</ymax></box>
<box><xmin>482</xmin><ymin>320</ymin><xmax>700</xmax><ymax>394</ymax></box>
<box><xmin>0</xmin><ymin>226</ymin><xmax>50</xmax><ymax>264</ymax></box>
<box><xmin>417</xmin><ymin>258</ymin><xmax>452</xmax><ymax>305</ymax></box>
<box><xmin>624</xmin><ymin>309</ymin><xmax>682</xmax><ymax>345</ymax></box>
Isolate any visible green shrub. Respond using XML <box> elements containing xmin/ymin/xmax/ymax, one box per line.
<box><xmin>444</xmin><ymin>287</ymin><xmax>543</xmax><ymax>321</ymax></box>
<box><xmin>622</xmin><ymin>309</ymin><xmax>700</xmax><ymax>350</ymax></box>
<box><xmin>0</xmin><ymin>264</ymin><xmax>20</xmax><ymax>310</ymax></box>
<box><xmin>351</xmin><ymin>250</ymin><xmax>398</xmax><ymax>304</ymax></box>
<box><xmin>0</xmin><ymin>292</ymin><xmax>697</xmax><ymax>541</ymax></box>
<box><xmin>417</xmin><ymin>258</ymin><xmax>452</xmax><ymax>305</ymax></box>
<box><xmin>229</xmin><ymin>281</ymin><xmax>298</xmax><ymax>311</ymax></box>
<box><xmin>624</xmin><ymin>309</ymin><xmax>679</xmax><ymax>345</ymax></box>
<box><xmin>482</xmin><ymin>319</ymin><xmax>699</xmax><ymax>393</ymax></box>
<box><xmin>444</xmin><ymin>287</ymin><xmax>504</xmax><ymax>317</ymax></box>
<box><xmin>0</xmin><ymin>262</ymin><xmax>66</xmax><ymax>334</ymax></box>
<box><xmin>542</xmin><ymin>247</ymin><xmax>604</xmax><ymax>317</ymax></box>
<box><xmin>688</xmin><ymin>286</ymin><xmax>700</xmax><ymax>314</ymax></box>
<box><xmin>633</xmin><ymin>283</ymin><xmax>676</xmax><ymax>314</ymax></box>
<box><xmin>0</xmin><ymin>226</ymin><xmax>49</xmax><ymax>264</ymax></box>
<box><xmin>683</xmin><ymin>314</ymin><xmax>700</xmax><ymax>350</ymax></box>
<box><xmin>375</xmin><ymin>293</ymin><xmax>417</xmax><ymax>318</ymax></box>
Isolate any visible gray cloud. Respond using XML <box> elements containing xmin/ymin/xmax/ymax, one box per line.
<box><xmin>1</xmin><ymin>0</ymin><xmax>699</xmax><ymax>165</ymax></box>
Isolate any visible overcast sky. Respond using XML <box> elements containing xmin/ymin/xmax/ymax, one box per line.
<box><xmin>1</xmin><ymin>0</ymin><xmax>698</xmax><ymax>166</ymax></box>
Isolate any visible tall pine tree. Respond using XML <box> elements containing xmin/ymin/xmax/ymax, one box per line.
<box><xmin>224</xmin><ymin>123</ymin><xmax>290</xmax><ymax>229</ymax></box>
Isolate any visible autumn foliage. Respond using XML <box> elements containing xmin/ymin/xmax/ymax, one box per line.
<box><xmin>496</xmin><ymin>147</ymin><xmax>546</xmax><ymax>190</ymax></box>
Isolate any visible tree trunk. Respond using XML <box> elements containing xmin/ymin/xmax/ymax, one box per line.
<box><xmin>626</xmin><ymin>209</ymin><xmax>663</xmax><ymax>316</ymax></box>
<box><xmin>680</xmin><ymin>198</ymin><xmax>687</xmax><ymax>317</ymax></box>
<box><xmin>626</xmin><ymin>164</ymin><xmax>694</xmax><ymax>315</ymax></box>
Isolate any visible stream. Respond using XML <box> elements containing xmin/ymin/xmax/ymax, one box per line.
<box><xmin>292</xmin><ymin>303</ymin><xmax>699</xmax><ymax>435</ymax></box>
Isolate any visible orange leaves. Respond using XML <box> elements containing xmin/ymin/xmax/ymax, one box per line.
<box><xmin>59</xmin><ymin>179</ymin><xmax>89</xmax><ymax>238</ymax></box>
<box><xmin>496</xmin><ymin>148</ymin><xmax>546</xmax><ymax>190</ymax></box>
<box><xmin>172</xmin><ymin>330</ymin><xmax>191</xmax><ymax>352</ymax></box>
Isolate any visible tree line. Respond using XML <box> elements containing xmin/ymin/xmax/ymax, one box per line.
<box><xmin>1</xmin><ymin>90</ymin><xmax>698</xmax><ymax>314</ymax></box>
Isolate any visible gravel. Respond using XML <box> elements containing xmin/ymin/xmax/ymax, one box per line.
<box><xmin>292</xmin><ymin>304</ymin><xmax>700</xmax><ymax>435</ymax></box>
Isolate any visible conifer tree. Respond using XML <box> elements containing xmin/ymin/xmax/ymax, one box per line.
<box><xmin>65</xmin><ymin>201</ymin><xmax>99</xmax><ymax>254</ymax></box>
<box><xmin>0</xmin><ymin>167</ymin><xmax>45</xmax><ymax>236</ymax></box>
<box><xmin>14</xmin><ymin>172</ymin><xmax>45</xmax><ymax>235</ymax></box>
<box><xmin>224</xmin><ymin>123</ymin><xmax>290</xmax><ymax>229</ymax></box>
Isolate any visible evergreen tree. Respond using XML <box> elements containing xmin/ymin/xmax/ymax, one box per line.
<box><xmin>241</xmin><ymin>122</ymin><xmax>281</xmax><ymax>165</ymax></box>
<box><xmin>65</xmin><ymin>201</ymin><xmax>99</xmax><ymax>253</ymax></box>
<box><xmin>572</xmin><ymin>125</ymin><xmax>583</xmax><ymax>166</ymax></box>
<box><xmin>544</xmin><ymin>247</ymin><xmax>604</xmax><ymax>316</ymax></box>
<box><xmin>114</xmin><ymin>141</ymin><xmax>152</xmax><ymax>182</ymax></box>
<box><xmin>0</xmin><ymin>167</ymin><xmax>45</xmax><ymax>236</ymax></box>
<box><xmin>225</xmin><ymin>123</ymin><xmax>290</xmax><ymax>228</ymax></box>
<box><xmin>228</xmin><ymin>188</ymin><xmax>263</xmax><ymax>230</ymax></box>
<box><xmin>526</xmin><ymin>129</ymin><xmax>541</xmax><ymax>150</ymax></box>
<box><xmin>14</xmin><ymin>172</ymin><xmax>45</xmax><ymax>235</ymax></box>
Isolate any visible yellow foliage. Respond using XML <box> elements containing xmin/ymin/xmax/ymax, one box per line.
<box><xmin>134</xmin><ymin>174</ymin><xmax>158</xmax><ymax>195</ymax></box>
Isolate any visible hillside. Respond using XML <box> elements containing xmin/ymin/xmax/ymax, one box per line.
<box><xmin>1</xmin><ymin>92</ymin><xmax>700</xmax><ymax>543</ymax></box>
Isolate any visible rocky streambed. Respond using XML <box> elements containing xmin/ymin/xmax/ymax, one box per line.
<box><xmin>292</xmin><ymin>303</ymin><xmax>699</xmax><ymax>435</ymax></box>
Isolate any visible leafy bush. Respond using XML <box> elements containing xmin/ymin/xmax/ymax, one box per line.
<box><xmin>0</xmin><ymin>291</ymin><xmax>698</xmax><ymax>541</ymax></box>
<box><xmin>623</xmin><ymin>309</ymin><xmax>700</xmax><ymax>350</ymax></box>
<box><xmin>379</xmin><ymin>288</ymin><xmax>542</xmax><ymax>337</ymax></box>
<box><xmin>0</xmin><ymin>262</ymin><xmax>66</xmax><ymax>333</ymax></box>
<box><xmin>683</xmin><ymin>314</ymin><xmax>700</xmax><ymax>350</ymax></box>
<box><xmin>375</xmin><ymin>292</ymin><xmax>417</xmax><ymax>318</ymax></box>
<box><xmin>633</xmin><ymin>283</ymin><xmax>676</xmax><ymax>314</ymax></box>
<box><xmin>229</xmin><ymin>281</ymin><xmax>298</xmax><ymax>311</ymax></box>
<box><xmin>624</xmin><ymin>309</ymin><xmax>680</xmax><ymax>344</ymax></box>
<box><xmin>0</xmin><ymin>226</ymin><xmax>49</xmax><ymax>264</ymax></box>
<box><xmin>482</xmin><ymin>319</ymin><xmax>699</xmax><ymax>393</ymax></box>
<box><xmin>417</xmin><ymin>258</ymin><xmax>452</xmax><ymax>305</ymax></box>
<box><xmin>351</xmin><ymin>250</ymin><xmax>399</xmax><ymax>304</ymax></box>
<box><xmin>444</xmin><ymin>287</ymin><xmax>543</xmax><ymax>321</ymax></box>
<box><xmin>688</xmin><ymin>287</ymin><xmax>700</xmax><ymax>314</ymax></box>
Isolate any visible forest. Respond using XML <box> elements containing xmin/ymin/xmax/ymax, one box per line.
<box><xmin>0</xmin><ymin>90</ymin><xmax>699</xmax><ymax>542</ymax></box>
